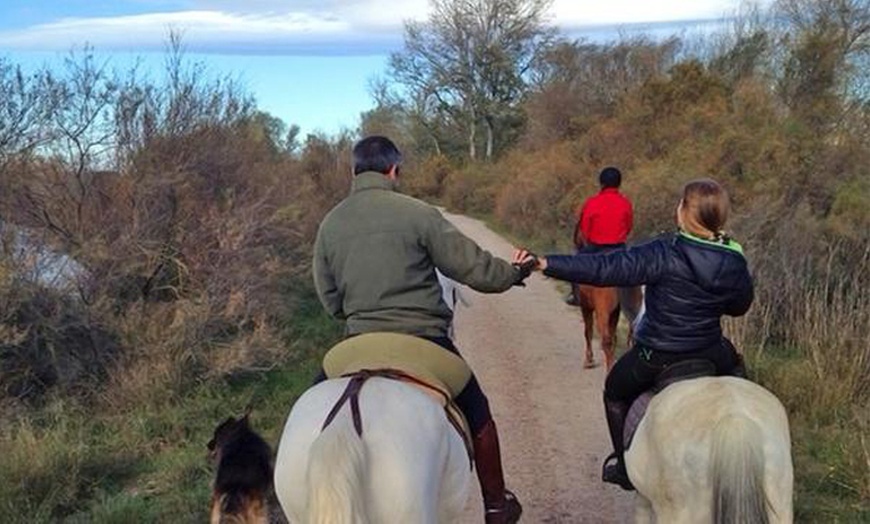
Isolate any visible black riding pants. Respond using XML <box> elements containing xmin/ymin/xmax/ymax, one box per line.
<box><xmin>312</xmin><ymin>336</ymin><xmax>492</xmax><ymax>435</ymax></box>
<box><xmin>604</xmin><ymin>339</ymin><xmax>740</xmax><ymax>403</ymax></box>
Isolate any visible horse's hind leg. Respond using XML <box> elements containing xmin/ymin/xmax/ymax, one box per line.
<box><xmin>765</xmin><ymin>456</ymin><xmax>794</xmax><ymax>523</ymax></box>
<box><xmin>619</xmin><ymin>286</ymin><xmax>643</xmax><ymax>348</ymax></box>
<box><xmin>634</xmin><ymin>496</ymin><xmax>654</xmax><ymax>524</ymax></box>
<box><xmin>579</xmin><ymin>293</ymin><xmax>596</xmax><ymax>368</ymax></box>
<box><xmin>599</xmin><ymin>300</ymin><xmax>620</xmax><ymax>372</ymax></box>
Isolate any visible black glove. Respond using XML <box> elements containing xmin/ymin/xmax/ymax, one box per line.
<box><xmin>512</xmin><ymin>252</ymin><xmax>539</xmax><ymax>286</ymax></box>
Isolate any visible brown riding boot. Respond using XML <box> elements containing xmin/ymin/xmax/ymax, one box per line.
<box><xmin>473</xmin><ymin>418</ymin><xmax>522</xmax><ymax>523</ymax></box>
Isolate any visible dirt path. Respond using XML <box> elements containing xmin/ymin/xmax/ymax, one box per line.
<box><xmin>445</xmin><ymin>211</ymin><xmax>635</xmax><ymax>523</ymax></box>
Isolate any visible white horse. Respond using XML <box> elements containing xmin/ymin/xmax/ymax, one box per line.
<box><xmin>274</xmin><ymin>337</ymin><xmax>473</xmax><ymax>523</ymax></box>
<box><xmin>625</xmin><ymin>376</ymin><xmax>794</xmax><ymax>523</ymax></box>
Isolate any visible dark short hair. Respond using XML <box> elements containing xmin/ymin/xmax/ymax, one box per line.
<box><xmin>352</xmin><ymin>136</ymin><xmax>402</xmax><ymax>176</ymax></box>
<box><xmin>599</xmin><ymin>167</ymin><xmax>622</xmax><ymax>188</ymax></box>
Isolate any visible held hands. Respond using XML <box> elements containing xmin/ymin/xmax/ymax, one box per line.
<box><xmin>509</xmin><ymin>248</ymin><xmax>540</xmax><ymax>286</ymax></box>
<box><xmin>512</xmin><ymin>249</ymin><xmax>546</xmax><ymax>274</ymax></box>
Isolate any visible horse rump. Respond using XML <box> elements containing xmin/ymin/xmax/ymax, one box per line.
<box><xmin>208</xmin><ymin>409</ymin><xmax>275</xmax><ymax>524</ymax></box>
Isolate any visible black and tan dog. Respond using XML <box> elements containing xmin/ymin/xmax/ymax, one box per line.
<box><xmin>207</xmin><ymin>408</ymin><xmax>274</xmax><ymax>524</ymax></box>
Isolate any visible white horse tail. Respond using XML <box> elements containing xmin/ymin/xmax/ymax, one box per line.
<box><xmin>711</xmin><ymin>414</ymin><xmax>769</xmax><ymax>524</ymax></box>
<box><xmin>305</xmin><ymin>411</ymin><xmax>369</xmax><ymax>524</ymax></box>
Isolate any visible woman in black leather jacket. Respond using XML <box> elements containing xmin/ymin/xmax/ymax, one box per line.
<box><xmin>514</xmin><ymin>179</ymin><xmax>752</xmax><ymax>491</ymax></box>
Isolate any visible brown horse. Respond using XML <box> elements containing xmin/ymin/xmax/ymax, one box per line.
<box><xmin>575</xmin><ymin>283</ymin><xmax>643</xmax><ymax>371</ymax></box>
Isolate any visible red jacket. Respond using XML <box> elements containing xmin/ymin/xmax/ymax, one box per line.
<box><xmin>574</xmin><ymin>188</ymin><xmax>633</xmax><ymax>246</ymax></box>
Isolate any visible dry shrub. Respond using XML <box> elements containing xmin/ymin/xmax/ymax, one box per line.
<box><xmin>493</xmin><ymin>143</ymin><xmax>586</xmax><ymax>245</ymax></box>
<box><xmin>0</xmin><ymin>277</ymin><xmax>119</xmax><ymax>400</ymax></box>
<box><xmin>402</xmin><ymin>154</ymin><xmax>453</xmax><ymax>200</ymax></box>
<box><xmin>103</xmin><ymin>296</ymin><xmax>288</xmax><ymax>409</ymax></box>
<box><xmin>522</xmin><ymin>81</ymin><xmax>591</xmax><ymax>149</ymax></box>
<box><xmin>726</xmin><ymin>196</ymin><xmax>870</xmax><ymax>416</ymax></box>
<box><xmin>0</xmin><ymin>50</ymin><xmax>350</xmax><ymax>405</ymax></box>
<box><xmin>203</xmin><ymin>327</ymin><xmax>284</xmax><ymax>378</ymax></box>
<box><xmin>721</xmin><ymin>79</ymin><xmax>791</xmax><ymax>187</ymax></box>
<box><xmin>443</xmin><ymin>162</ymin><xmax>502</xmax><ymax>215</ymax></box>
<box><xmin>624</xmin><ymin>162</ymin><xmax>686</xmax><ymax>238</ymax></box>
<box><xmin>574</xmin><ymin>118</ymin><xmax>643</xmax><ymax>170</ymax></box>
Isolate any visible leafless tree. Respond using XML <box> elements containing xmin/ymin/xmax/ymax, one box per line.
<box><xmin>390</xmin><ymin>0</ymin><xmax>556</xmax><ymax>160</ymax></box>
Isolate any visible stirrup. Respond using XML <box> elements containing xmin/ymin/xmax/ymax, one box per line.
<box><xmin>602</xmin><ymin>452</ymin><xmax>635</xmax><ymax>491</ymax></box>
<box><xmin>484</xmin><ymin>490</ymin><xmax>522</xmax><ymax>523</ymax></box>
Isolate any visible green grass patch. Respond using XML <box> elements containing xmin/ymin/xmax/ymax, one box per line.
<box><xmin>0</xmin><ymin>292</ymin><xmax>343</xmax><ymax>523</ymax></box>
<box><xmin>752</xmin><ymin>349</ymin><xmax>869</xmax><ymax>522</ymax></box>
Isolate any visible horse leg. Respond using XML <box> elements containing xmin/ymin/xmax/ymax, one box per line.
<box><xmin>767</xmin><ymin>488</ymin><xmax>794</xmax><ymax>524</ymax></box>
<box><xmin>620</xmin><ymin>286</ymin><xmax>644</xmax><ymax>348</ymax></box>
<box><xmin>579</xmin><ymin>292</ymin><xmax>596</xmax><ymax>368</ymax></box>
<box><xmin>597</xmin><ymin>294</ymin><xmax>620</xmax><ymax>372</ymax></box>
<box><xmin>765</xmin><ymin>461</ymin><xmax>794</xmax><ymax>523</ymax></box>
<box><xmin>634</xmin><ymin>496</ymin><xmax>654</xmax><ymax>524</ymax></box>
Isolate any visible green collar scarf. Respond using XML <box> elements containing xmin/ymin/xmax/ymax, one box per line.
<box><xmin>678</xmin><ymin>230</ymin><xmax>744</xmax><ymax>255</ymax></box>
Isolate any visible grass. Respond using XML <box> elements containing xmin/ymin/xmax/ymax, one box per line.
<box><xmin>0</xmin><ymin>292</ymin><xmax>343</xmax><ymax>523</ymax></box>
<box><xmin>752</xmin><ymin>348</ymin><xmax>870</xmax><ymax>522</ymax></box>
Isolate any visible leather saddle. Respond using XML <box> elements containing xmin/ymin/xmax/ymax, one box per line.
<box><xmin>623</xmin><ymin>359</ymin><xmax>717</xmax><ymax>449</ymax></box>
<box><xmin>320</xmin><ymin>332</ymin><xmax>474</xmax><ymax>464</ymax></box>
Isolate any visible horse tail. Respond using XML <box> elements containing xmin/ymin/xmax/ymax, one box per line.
<box><xmin>711</xmin><ymin>414</ymin><xmax>769</xmax><ymax>524</ymax></box>
<box><xmin>305</xmin><ymin>411</ymin><xmax>369</xmax><ymax>524</ymax></box>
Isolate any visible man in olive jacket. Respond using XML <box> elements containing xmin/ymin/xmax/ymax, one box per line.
<box><xmin>313</xmin><ymin>136</ymin><xmax>525</xmax><ymax>524</ymax></box>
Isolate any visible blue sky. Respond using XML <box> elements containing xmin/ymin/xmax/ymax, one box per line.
<box><xmin>0</xmin><ymin>1</ymin><xmax>760</xmax><ymax>136</ymax></box>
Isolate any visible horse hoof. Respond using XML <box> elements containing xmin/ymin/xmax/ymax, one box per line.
<box><xmin>584</xmin><ymin>360</ymin><xmax>597</xmax><ymax>369</ymax></box>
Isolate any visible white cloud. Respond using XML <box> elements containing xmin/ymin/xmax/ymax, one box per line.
<box><xmin>0</xmin><ymin>0</ymin><xmax>749</xmax><ymax>54</ymax></box>
<box><xmin>550</xmin><ymin>0</ymin><xmax>742</xmax><ymax>27</ymax></box>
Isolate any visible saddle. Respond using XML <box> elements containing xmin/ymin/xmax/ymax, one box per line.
<box><xmin>320</xmin><ymin>332</ymin><xmax>474</xmax><ymax>464</ymax></box>
<box><xmin>623</xmin><ymin>359</ymin><xmax>717</xmax><ymax>449</ymax></box>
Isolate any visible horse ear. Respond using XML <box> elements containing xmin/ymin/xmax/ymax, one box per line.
<box><xmin>242</xmin><ymin>403</ymin><xmax>253</xmax><ymax>420</ymax></box>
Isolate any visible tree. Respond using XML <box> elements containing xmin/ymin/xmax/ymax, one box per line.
<box><xmin>775</xmin><ymin>0</ymin><xmax>870</xmax><ymax>127</ymax></box>
<box><xmin>523</xmin><ymin>36</ymin><xmax>681</xmax><ymax>146</ymax></box>
<box><xmin>389</xmin><ymin>0</ymin><xmax>556</xmax><ymax>161</ymax></box>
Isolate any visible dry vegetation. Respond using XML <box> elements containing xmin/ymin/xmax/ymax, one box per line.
<box><xmin>0</xmin><ymin>40</ymin><xmax>350</xmax><ymax>521</ymax></box>
<box><xmin>1</xmin><ymin>0</ymin><xmax>869</xmax><ymax>521</ymax></box>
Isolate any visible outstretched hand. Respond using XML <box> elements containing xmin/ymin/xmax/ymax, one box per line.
<box><xmin>512</xmin><ymin>249</ymin><xmax>545</xmax><ymax>272</ymax></box>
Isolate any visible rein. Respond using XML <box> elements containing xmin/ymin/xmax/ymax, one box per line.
<box><xmin>321</xmin><ymin>368</ymin><xmax>473</xmax><ymax>464</ymax></box>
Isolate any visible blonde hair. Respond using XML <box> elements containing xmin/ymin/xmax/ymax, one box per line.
<box><xmin>677</xmin><ymin>179</ymin><xmax>730</xmax><ymax>240</ymax></box>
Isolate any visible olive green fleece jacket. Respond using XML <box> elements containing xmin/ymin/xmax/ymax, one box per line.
<box><xmin>313</xmin><ymin>171</ymin><xmax>521</xmax><ymax>338</ymax></box>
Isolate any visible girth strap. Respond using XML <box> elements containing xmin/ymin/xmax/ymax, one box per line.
<box><xmin>320</xmin><ymin>368</ymin><xmax>473</xmax><ymax>464</ymax></box>
<box><xmin>322</xmin><ymin>370</ymin><xmax>371</xmax><ymax>435</ymax></box>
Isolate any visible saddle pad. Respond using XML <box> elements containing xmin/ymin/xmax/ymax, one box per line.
<box><xmin>323</xmin><ymin>332</ymin><xmax>472</xmax><ymax>398</ymax></box>
<box><xmin>624</xmin><ymin>392</ymin><xmax>654</xmax><ymax>449</ymax></box>
<box><xmin>624</xmin><ymin>359</ymin><xmax>718</xmax><ymax>449</ymax></box>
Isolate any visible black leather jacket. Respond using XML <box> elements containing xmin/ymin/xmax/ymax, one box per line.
<box><xmin>544</xmin><ymin>232</ymin><xmax>753</xmax><ymax>353</ymax></box>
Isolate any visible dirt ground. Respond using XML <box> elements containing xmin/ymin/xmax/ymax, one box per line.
<box><xmin>445</xmin><ymin>211</ymin><xmax>636</xmax><ymax>523</ymax></box>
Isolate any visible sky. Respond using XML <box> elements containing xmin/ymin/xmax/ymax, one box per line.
<box><xmin>0</xmin><ymin>1</ymin><xmax>761</xmax><ymax>136</ymax></box>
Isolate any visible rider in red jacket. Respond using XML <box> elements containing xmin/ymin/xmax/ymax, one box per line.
<box><xmin>574</xmin><ymin>167</ymin><xmax>633</xmax><ymax>251</ymax></box>
<box><xmin>567</xmin><ymin>167</ymin><xmax>633</xmax><ymax>304</ymax></box>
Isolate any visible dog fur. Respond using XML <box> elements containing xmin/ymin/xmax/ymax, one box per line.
<box><xmin>207</xmin><ymin>408</ymin><xmax>274</xmax><ymax>524</ymax></box>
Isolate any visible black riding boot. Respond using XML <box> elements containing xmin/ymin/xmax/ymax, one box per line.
<box><xmin>602</xmin><ymin>395</ymin><xmax>635</xmax><ymax>491</ymax></box>
<box><xmin>731</xmin><ymin>352</ymin><xmax>748</xmax><ymax>378</ymax></box>
<box><xmin>565</xmin><ymin>284</ymin><xmax>580</xmax><ymax>306</ymax></box>
<box><xmin>473</xmin><ymin>418</ymin><xmax>523</xmax><ymax>524</ymax></box>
